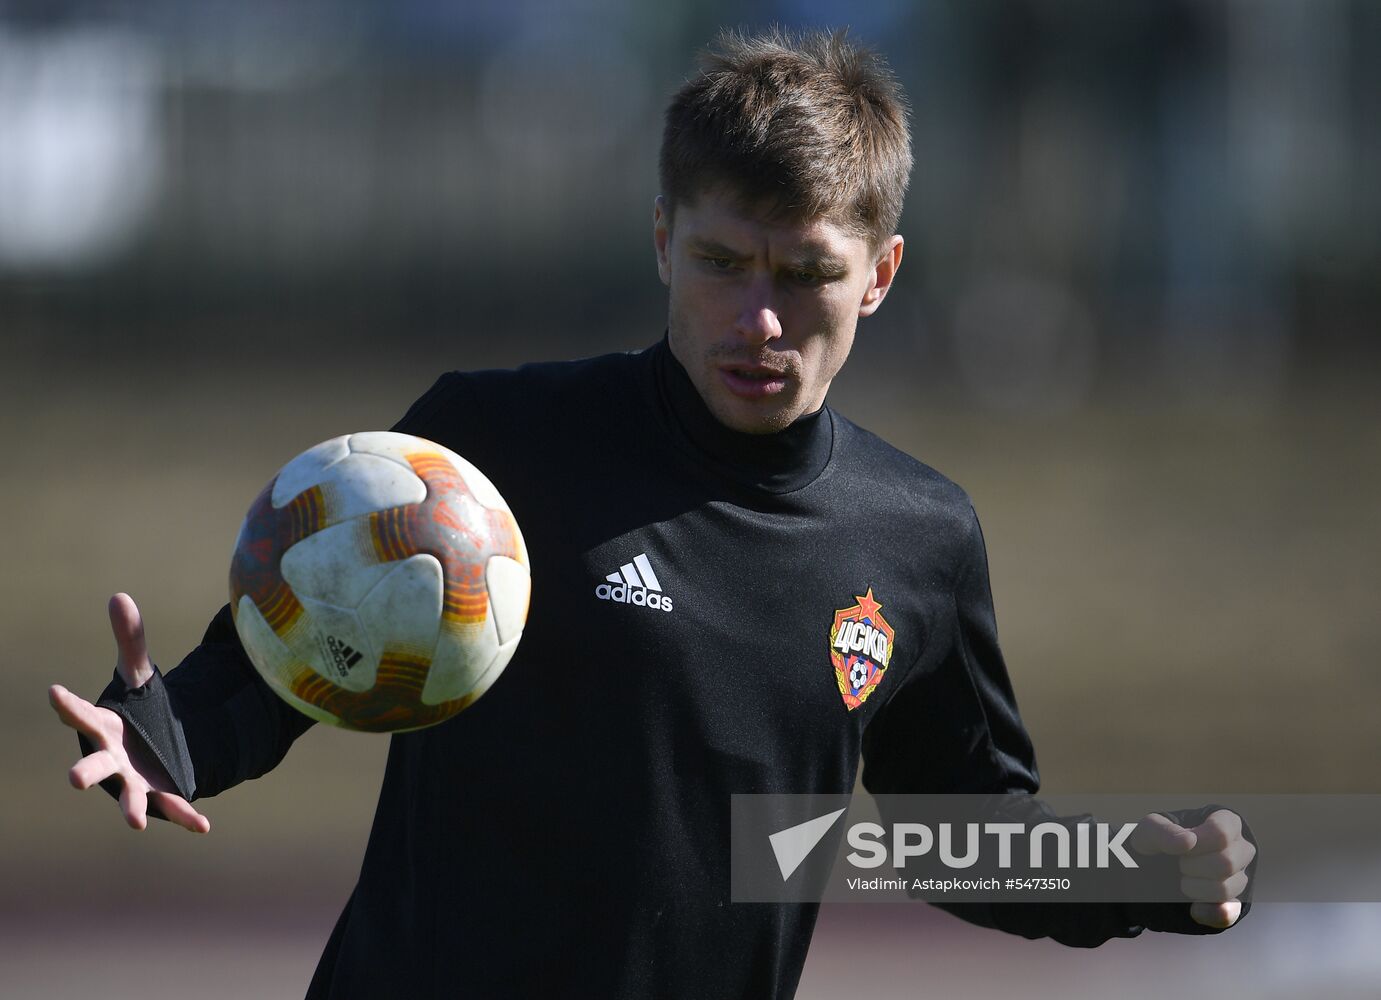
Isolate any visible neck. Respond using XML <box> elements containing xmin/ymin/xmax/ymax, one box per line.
<box><xmin>648</xmin><ymin>337</ymin><xmax>833</xmax><ymax>494</ymax></box>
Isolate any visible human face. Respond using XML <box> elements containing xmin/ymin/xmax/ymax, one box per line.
<box><xmin>653</xmin><ymin>189</ymin><xmax>904</xmax><ymax>434</ymax></box>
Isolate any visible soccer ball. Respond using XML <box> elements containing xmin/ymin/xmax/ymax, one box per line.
<box><xmin>228</xmin><ymin>431</ymin><xmax>530</xmax><ymax>732</ymax></box>
<box><xmin>848</xmin><ymin>659</ymin><xmax>870</xmax><ymax>690</ymax></box>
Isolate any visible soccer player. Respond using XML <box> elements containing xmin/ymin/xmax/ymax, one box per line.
<box><xmin>50</xmin><ymin>29</ymin><xmax>1254</xmax><ymax>998</ymax></box>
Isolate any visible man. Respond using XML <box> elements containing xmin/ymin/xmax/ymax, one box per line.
<box><xmin>50</xmin><ymin>29</ymin><xmax>1254</xmax><ymax>999</ymax></box>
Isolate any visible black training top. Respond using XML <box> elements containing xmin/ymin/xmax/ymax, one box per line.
<box><xmin>95</xmin><ymin>339</ymin><xmax>1235</xmax><ymax>999</ymax></box>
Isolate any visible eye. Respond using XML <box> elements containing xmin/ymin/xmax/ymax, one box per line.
<box><xmin>704</xmin><ymin>256</ymin><xmax>736</xmax><ymax>271</ymax></box>
<box><xmin>790</xmin><ymin>270</ymin><xmax>823</xmax><ymax>286</ymax></box>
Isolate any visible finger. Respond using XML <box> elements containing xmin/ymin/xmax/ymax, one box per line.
<box><xmin>150</xmin><ymin>791</ymin><xmax>211</xmax><ymax>834</ymax></box>
<box><xmin>1186</xmin><ymin>810</ymin><xmax>1243</xmax><ymax>855</ymax></box>
<box><xmin>69</xmin><ymin>750</ymin><xmax>120</xmax><ymax>790</ymax></box>
<box><xmin>1190</xmin><ymin>900</ymin><xmax>1242</xmax><ymax>929</ymax></box>
<box><xmin>1178</xmin><ymin>838</ymin><xmax>1257</xmax><ymax>880</ymax></box>
<box><xmin>1130</xmin><ymin>812</ymin><xmax>1197</xmax><ymax>856</ymax></box>
<box><xmin>1182</xmin><ymin>806</ymin><xmax>1248</xmax><ymax>856</ymax></box>
<box><xmin>119</xmin><ymin>780</ymin><xmax>149</xmax><ymax>831</ymax></box>
<box><xmin>49</xmin><ymin>685</ymin><xmax>116</xmax><ymax>742</ymax></box>
<box><xmin>109</xmin><ymin>593</ymin><xmax>154</xmax><ymax>689</ymax></box>
<box><xmin>1181</xmin><ymin>870</ymin><xmax>1249</xmax><ymax>903</ymax></box>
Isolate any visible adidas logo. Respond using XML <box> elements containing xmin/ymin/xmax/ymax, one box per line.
<box><xmin>326</xmin><ymin>635</ymin><xmax>364</xmax><ymax>673</ymax></box>
<box><xmin>594</xmin><ymin>552</ymin><xmax>674</xmax><ymax>612</ymax></box>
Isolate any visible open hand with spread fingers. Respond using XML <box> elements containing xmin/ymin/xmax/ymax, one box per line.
<box><xmin>49</xmin><ymin>593</ymin><xmax>210</xmax><ymax>834</ymax></box>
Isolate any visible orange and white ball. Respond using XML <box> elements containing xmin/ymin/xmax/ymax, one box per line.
<box><xmin>229</xmin><ymin>432</ymin><xmax>529</xmax><ymax>732</ymax></box>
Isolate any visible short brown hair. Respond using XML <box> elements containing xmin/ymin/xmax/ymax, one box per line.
<box><xmin>659</xmin><ymin>28</ymin><xmax>912</xmax><ymax>250</ymax></box>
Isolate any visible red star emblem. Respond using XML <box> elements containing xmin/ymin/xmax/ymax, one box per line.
<box><xmin>855</xmin><ymin>587</ymin><xmax>882</xmax><ymax>622</ymax></box>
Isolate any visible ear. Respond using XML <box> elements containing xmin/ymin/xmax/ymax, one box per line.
<box><xmin>858</xmin><ymin>235</ymin><xmax>904</xmax><ymax>318</ymax></box>
<box><xmin>653</xmin><ymin>196</ymin><xmax>672</xmax><ymax>286</ymax></box>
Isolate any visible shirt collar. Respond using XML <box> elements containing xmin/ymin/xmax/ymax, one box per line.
<box><xmin>645</xmin><ymin>335</ymin><xmax>833</xmax><ymax>495</ymax></box>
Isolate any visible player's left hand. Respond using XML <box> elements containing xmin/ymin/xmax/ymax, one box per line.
<box><xmin>1130</xmin><ymin>809</ymin><xmax>1255</xmax><ymax>928</ymax></box>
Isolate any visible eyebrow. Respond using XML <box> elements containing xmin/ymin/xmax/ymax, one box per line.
<box><xmin>686</xmin><ymin>237</ymin><xmax>750</xmax><ymax>260</ymax></box>
<box><xmin>686</xmin><ymin>237</ymin><xmax>849</xmax><ymax>274</ymax></box>
<box><xmin>787</xmin><ymin>250</ymin><xmax>850</xmax><ymax>275</ymax></box>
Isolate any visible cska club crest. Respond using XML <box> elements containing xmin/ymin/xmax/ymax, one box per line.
<box><xmin>829</xmin><ymin>588</ymin><xmax>896</xmax><ymax>711</ymax></box>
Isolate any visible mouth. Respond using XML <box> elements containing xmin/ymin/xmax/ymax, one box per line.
<box><xmin>717</xmin><ymin>364</ymin><xmax>790</xmax><ymax>399</ymax></box>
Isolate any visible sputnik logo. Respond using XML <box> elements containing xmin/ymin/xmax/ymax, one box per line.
<box><xmin>768</xmin><ymin>808</ymin><xmax>848</xmax><ymax>881</ymax></box>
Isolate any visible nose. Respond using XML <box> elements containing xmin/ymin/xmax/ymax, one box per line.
<box><xmin>733</xmin><ymin>277</ymin><xmax>782</xmax><ymax>344</ymax></box>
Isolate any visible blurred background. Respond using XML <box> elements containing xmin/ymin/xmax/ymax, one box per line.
<box><xmin>2</xmin><ymin>0</ymin><xmax>1378</xmax><ymax>997</ymax></box>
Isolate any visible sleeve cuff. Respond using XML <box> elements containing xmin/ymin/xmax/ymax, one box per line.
<box><xmin>77</xmin><ymin>665</ymin><xmax>198</xmax><ymax>802</ymax></box>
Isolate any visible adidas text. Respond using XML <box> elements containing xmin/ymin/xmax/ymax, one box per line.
<box><xmin>326</xmin><ymin>635</ymin><xmax>364</xmax><ymax>674</ymax></box>
<box><xmin>596</xmin><ymin>552</ymin><xmax>674</xmax><ymax>611</ymax></box>
<box><xmin>595</xmin><ymin>583</ymin><xmax>673</xmax><ymax>612</ymax></box>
